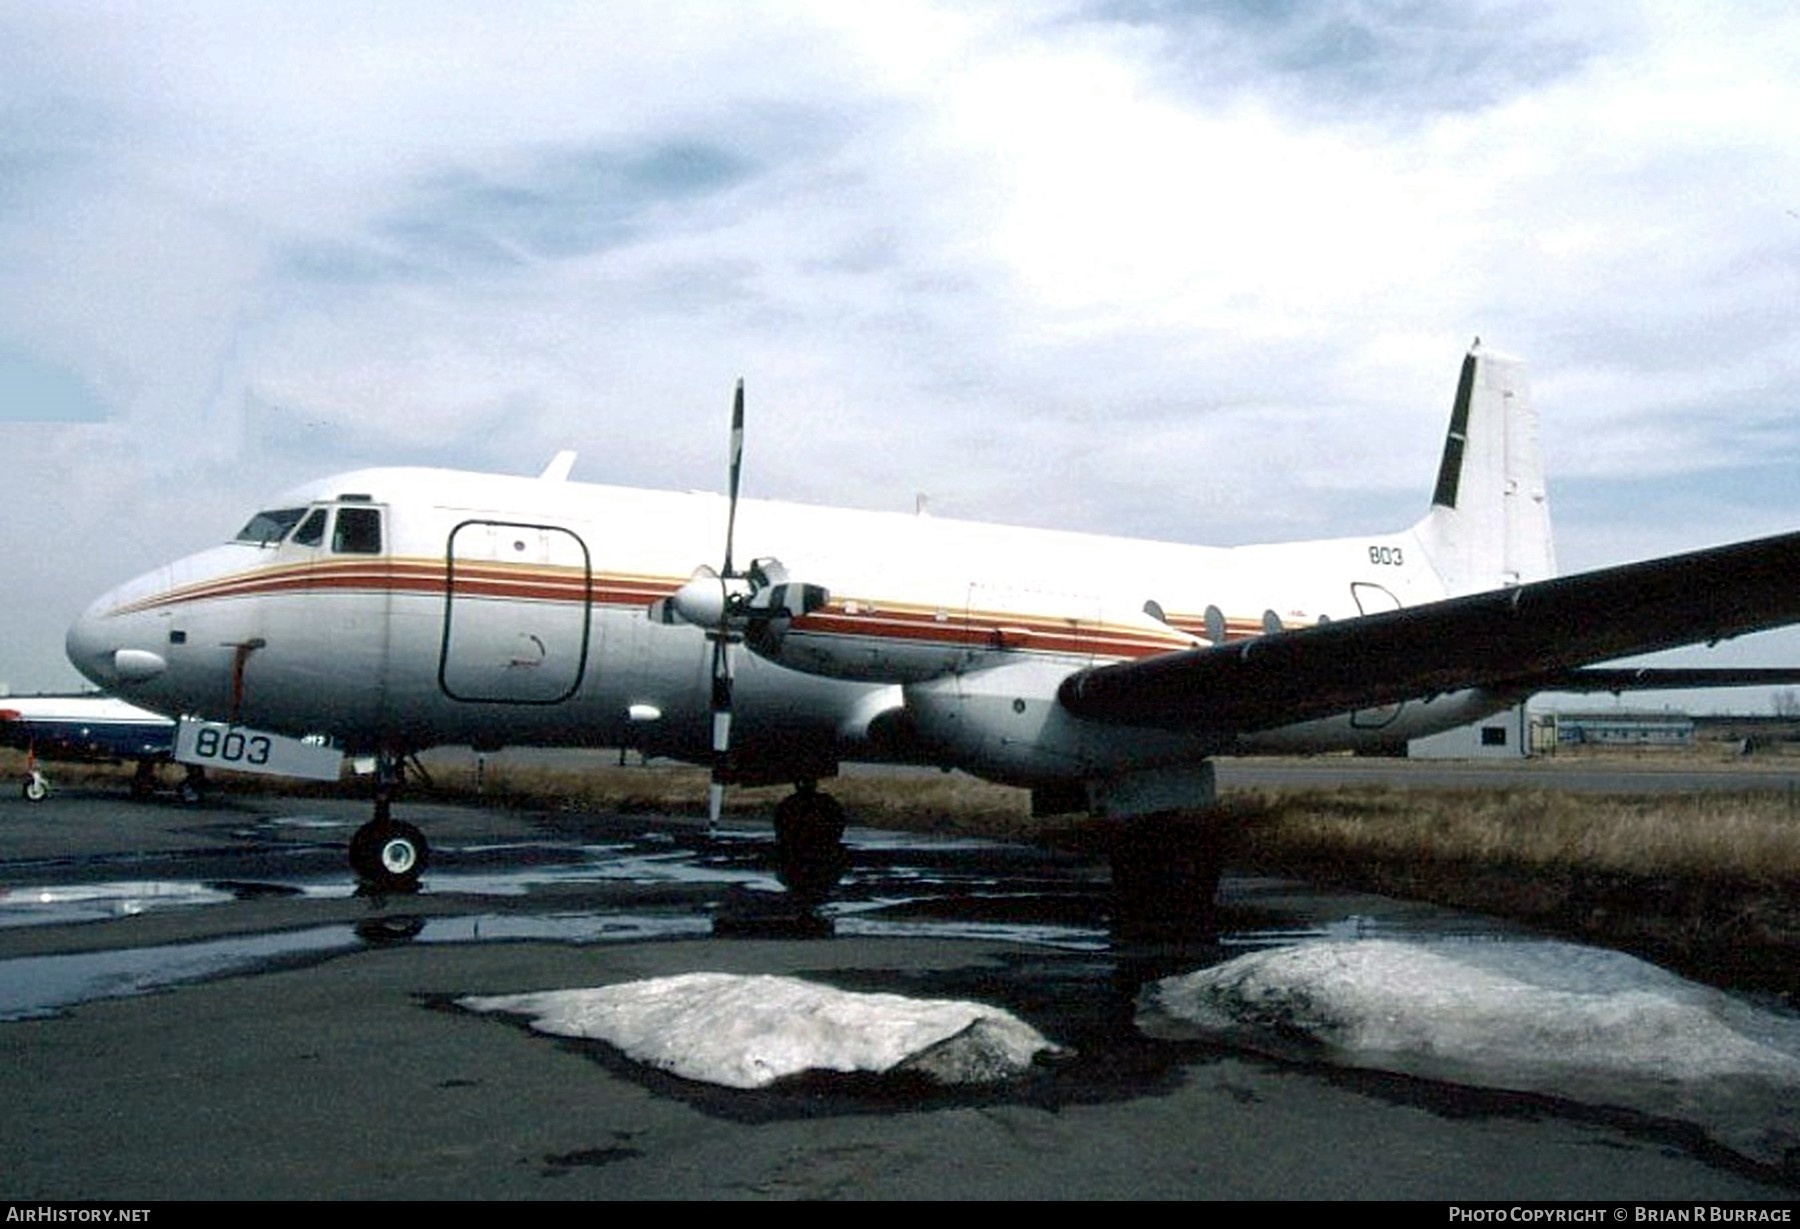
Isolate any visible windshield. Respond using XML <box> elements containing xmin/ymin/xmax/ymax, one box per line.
<box><xmin>234</xmin><ymin>507</ymin><xmax>307</xmax><ymax>545</ymax></box>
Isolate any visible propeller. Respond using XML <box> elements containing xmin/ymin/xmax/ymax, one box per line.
<box><xmin>705</xmin><ymin>379</ymin><xmax>747</xmax><ymax>830</ymax></box>
<box><xmin>646</xmin><ymin>379</ymin><xmax>827</xmax><ymax>829</ymax></box>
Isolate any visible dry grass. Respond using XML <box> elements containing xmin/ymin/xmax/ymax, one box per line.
<box><xmin>1227</xmin><ymin>784</ymin><xmax>1800</xmax><ymax>989</ymax></box>
<box><xmin>1230</xmin><ymin>784</ymin><xmax>1800</xmax><ymax>883</ymax></box>
<box><xmin>425</xmin><ymin>757</ymin><xmax>1041</xmax><ymax>835</ymax></box>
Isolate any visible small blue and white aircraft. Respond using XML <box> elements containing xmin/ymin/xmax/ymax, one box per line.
<box><xmin>0</xmin><ymin>694</ymin><xmax>183</xmax><ymax>801</ymax></box>
<box><xmin>64</xmin><ymin>344</ymin><xmax>1800</xmax><ymax>887</ymax></box>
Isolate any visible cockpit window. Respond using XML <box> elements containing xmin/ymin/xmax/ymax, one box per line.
<box><xmin>235</xmin><ymin>507</ymin><xmax>307</xmax><ymax>546</ymax></box>
<box><xmin>332</xmin><ymin>506</ymin><xmax>382</xmax><ymax>554</ymax></box>
<box><xmin>291</xmin><ymin>508</ymin><xmax>327</xmax><ymax>547</ymax></box>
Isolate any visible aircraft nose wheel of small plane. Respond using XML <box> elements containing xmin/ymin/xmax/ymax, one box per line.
<box><xmin>349</xmin><ymin>819</ymin><xmax>429</xmax><ymax>892</ymax></box>
<box><xmin>22</xmin><ymin>770</ymin><xmax>49</xmax><ymax>802</ymax></box>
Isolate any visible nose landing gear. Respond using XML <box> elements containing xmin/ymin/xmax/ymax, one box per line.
<box><xmin>349</xmin><ymin>818</ymin><xmax>429</xmax><ymax>889</ymax></box>
<box><xmin>348</xmin><ymin>758</ymin><xmax>429</xmax><ymax>892</ymax></box>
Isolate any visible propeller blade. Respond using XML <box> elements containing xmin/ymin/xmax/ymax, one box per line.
<box><xmin>710</xmin><ymin>639</ymin><xmax>734</xmax><ymax>751</ymax></box>
<box><xmin>722</xmin><ymin>378</ymin><xmax>744</xmax><ymax>580</ymax></box>
<box><xmin>707</xmin><ymin>628</ymin><xmax>734</xmax><ymax>832</ymax></box>
<box><xmin>707</xmin><ymin>378</ymin><xmax>746</xmax><ymax>834</ymax></box>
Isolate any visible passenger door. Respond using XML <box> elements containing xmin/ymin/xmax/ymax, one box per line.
<box><xmin>439</xmin><ymin>520</ymin><xmax>592</xmax><ymax>704</ymax></box>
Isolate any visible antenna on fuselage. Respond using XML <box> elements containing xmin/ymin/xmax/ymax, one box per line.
<box><xmin>539</xmin><ymin>451</ymin><xmax>578</xmax><ymax>482</ymax></box>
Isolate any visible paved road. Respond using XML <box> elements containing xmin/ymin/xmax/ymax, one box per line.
<box><xmin>1216</xmin><ymin>754</ymin><xmax>1800</xmax><ymax>794</ymax></box>
<box><xmin>0</xmin><ymin>786</ymin><xmax>1794</xmax><ymax>1201</ymax></box>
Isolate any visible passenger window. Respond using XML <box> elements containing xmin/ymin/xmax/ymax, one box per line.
<box><xmin>332</xmin><ymin>507</ymin><xmax>382</xmax><ymax>554</ymax></box>
<box><xmin>292</xmin><ymin>509</ymin><xmax>327</xmax><ymax>547</ymax></box>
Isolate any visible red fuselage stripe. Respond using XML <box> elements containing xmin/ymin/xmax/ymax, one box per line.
<box><xmin>106</xmin><ymin>561</ymin><xmax>1262</xmax><ymax>662</ymax></box>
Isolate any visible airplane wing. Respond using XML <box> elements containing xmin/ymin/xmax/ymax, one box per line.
<box><xmin>1057</xmin><ymin>530</ymin><xmax>1800</xmax><ymax>732</ymax></box>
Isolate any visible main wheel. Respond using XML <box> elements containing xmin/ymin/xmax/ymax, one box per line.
<box><xmin>349</xmin><ymin>819</ymin><xmax>429</xmax><ymax>890</ymax></box>
<box><xmin>772</xmin><ymin>788</ymin><xmax>848</xmax><ymax>900</ymax></box>
<box><xmin>773</xmin><ymin>788</ymin><xmax>846</xmax><ymax>848</ymax></box>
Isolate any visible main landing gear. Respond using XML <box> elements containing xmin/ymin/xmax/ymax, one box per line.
<box><xmin>348</xmin><ymin>758</ymin><xmax>429</xmax><ymax>893</ymax></box>
<box><xmin>1106</xmin><ymin>810</ymin><xmax>1227</xmax><ymax>946</ymax></box>
<box><xmin>770</xmin><ymin>781</ymin><xmax>848</xmax><ymax>901</ymax></box>
<box><xmin>716</xmin><ymin>780</ymin><xmax>849</xmax><ymax>937</ymax></box>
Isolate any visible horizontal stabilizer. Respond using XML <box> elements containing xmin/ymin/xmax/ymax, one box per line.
<box><xmin>1059</xmin><ymin>530</ymin><xmax>1800</xmax><ymax>732</ymax></box>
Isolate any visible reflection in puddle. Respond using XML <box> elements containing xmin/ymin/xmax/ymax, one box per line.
<box><xmin>0</xmin><ymin>912</ymin><xmax>724</xmax><ymax>1020</ymax></box>
<box><xmin>0</xmin><ymin>891</ymin><xmax>1542</xmax><ymax>1024</ymax></box>
<box><xmin>0</xmin><ymin>824</ymin><xmax>1049</xmax><ymax>927</ymax></box>
<box><xmin>1</xmin><ymin>881</ymin><xmax>244</xmax><ymax>927</ymax></box>
<box><xmin>0</xmin><ymin>821</ymin><xmax>1528</xmax><ymax>1020</ymax></box>
<box><xmin>0</xmin><ymin>926</ymin><xmax>362</xmax><ymax>1020</ymax></box>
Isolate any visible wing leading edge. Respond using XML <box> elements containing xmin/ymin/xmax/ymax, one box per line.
<box><xmin>1057</xmin><ymin>530</ymin><xmax>1800</xmax><ymax>732</ymax></box>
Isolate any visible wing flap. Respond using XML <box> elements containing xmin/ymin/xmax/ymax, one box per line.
<box><xmin>1058</xmin><ymin>531</ymin><xmax>1800</xmax><ymax>731</ymax></box>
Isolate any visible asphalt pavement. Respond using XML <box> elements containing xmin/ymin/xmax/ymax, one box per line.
<box><xmin>0</xmin><ymin>782</ymin><xmax>1794</xmax><ymax>1201</ymax></box>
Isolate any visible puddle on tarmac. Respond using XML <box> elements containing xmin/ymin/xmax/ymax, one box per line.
<box><xmin>0</xmin><ymin>812</ymin><xmax>1555</xmax><ymax>1021</ymax></box>
<box><xmin>0</xmin><ymin>881</ymin><xmax>245</xmax><ymax>927</ymax></box>
<box><xmin>0</xmin><ymin>820</ymin><xmax>1632</xmax><ymax>1024</ymax></box>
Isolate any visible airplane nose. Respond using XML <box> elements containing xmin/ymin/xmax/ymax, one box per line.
<box><xmin>66</xmin><ymin>597</ymin><xmax>122</xmax><ymax>687</ymax></box>
<box><xmin>66</xmin><ymin>593</ymin><xmax>166</xmax><ymax>687</ymax></box>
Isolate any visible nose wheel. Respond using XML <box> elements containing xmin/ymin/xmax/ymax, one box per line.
<box><xmin>350</xmin><ymin>817</ymin><xmax>429</xmax><ymax>890</ymax></box>
<box><xmin>348</xmin><ymin>759</ymin><xmax>428</xmax><ymax>891</ymax></box>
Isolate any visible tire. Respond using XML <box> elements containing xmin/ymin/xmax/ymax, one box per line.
<box><xmin>772</xmin><ymin>790</ymin><xmax>848</xmax><ymax>900</ymax></box>
<box><xmin>23</xmin><ymin>773</ymin><xmax>49</xmax><ymax>802</ymax></box>
<box><xmin>349</xmin><ymin>819</ymin><xmax>429</xmax><ymax>890</ymax></box>
<box><xmin>773</xmin><ymin>789</ymin><xmax>846</xmax><ymax>847</ymax></box>
<box><xmin>175</xmin><ymin>778</ymin><xmax>203</xmax><ymax>805</ymax></box>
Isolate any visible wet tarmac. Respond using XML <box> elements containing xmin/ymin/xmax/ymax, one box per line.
<box><xmin>2</xmin><ymin>784</ymin><xmax>1797</xmax><ymax>1200</ymax></box>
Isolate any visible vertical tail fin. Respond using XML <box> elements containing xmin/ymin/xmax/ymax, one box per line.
<box><xmin>1411</xmin><ymin>342</ymin><xmax>1556</xmax><ymax>594</ymax></box>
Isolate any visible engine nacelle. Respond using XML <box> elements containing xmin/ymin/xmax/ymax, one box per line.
<box><xmin>748</xmin><ymin>592</ymin><xmax>1199</xmax><ymax>687</ymax></box>
<box><xmin>749</xmin><ymin>606</ymin><xmax>981</xmax><ymax>684</ymax></box>
<box><xmin>901</xmin><ymin>658</ymin><xmax>1220</xmax><ymax>788</ymax></box>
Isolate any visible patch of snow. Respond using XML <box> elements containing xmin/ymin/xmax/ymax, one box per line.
<box><xmin>462</xmin><ymin>972</ymin><xmax>1064</xmax><ymax>1089</ymax></box>
<box><xmin>1139</xmin><ymin>938</ymin><xmax>1800</xmax><ymax>1174</ymax></box>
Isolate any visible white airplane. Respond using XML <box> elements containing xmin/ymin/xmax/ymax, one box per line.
<box><xmin>0</xmin><ymin>693</ymin><xmax>184</xmax><ymax>801</ymax></box>
<box><xmin>64</xmin><ymin>344</ymin><xmax>1800</xmax><ymax>889</ymax></box>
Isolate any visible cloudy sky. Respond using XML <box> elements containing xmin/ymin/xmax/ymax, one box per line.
<box><xmin>3</xmin><ymin>1</ymin><xmax>1797</xmax><ymax>708</ymax></box>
